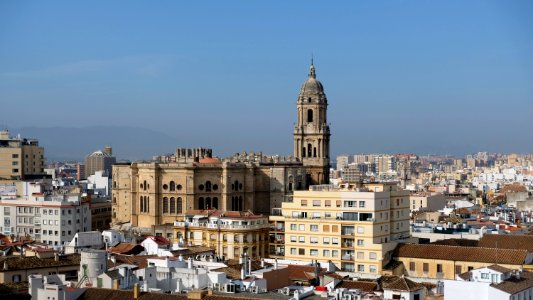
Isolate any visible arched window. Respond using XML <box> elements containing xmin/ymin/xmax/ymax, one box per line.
<box><xmin>177</xmin><ymin>184</ymin><xmax>182</xmax><ymax>190</ymax></box>
<box><xmin>199</xmin><ymin>197</ymin><xmax>204</xmax><ymax>210</ymax></box>
<box><xmin>302</xmin><ymin>147</ymin><xmax>306</xmax><ymax>158</ymax></box>
<box><xmin>307</xmin><ymin>143</ymin><xmax>312</xmax><ymax>157</ymax></box>
<box><xmin>307</xmin><ymin>109</ymin><xmax>313</xmax><ymax>122</ymax></box>
<box><xmin>162</xmin><ymin>197</ymin><xmax>168</xmax><ymax>213</ymax></box>
<box><xmin>146</xmin><ymin>196</ymin><xmax>149</xmax><ymax>213</ymax></box>
<box><xmin>177</xmin><ymin>197</ymin><xmax>183</xmax><ymax>213</ymax></box>
<box><xmin>238</xmin><ymin>196</ymin><xmax>243</xmax><ymax>211</ymax></box>
<box><xmin>308</xmin><ymin>97</ymin><xmax>312</xmax><ymax>103</ymax></box>
<box><xmin>143</xmin><ymin>180</ymin><xmax>147</xmax><ymax>191</ymax></box>
<box><xmin>206</xmin><ymin>197</ymin><xmax>211</xmax><ymax>209</ymax></box>
<box><xmin>205</xmin><ymin>181</ymin><xmax>212</xmax><ymax>192</ymax></box>
<box><xmin>313</xmin><ymin>147</ymin><xmax>317</xmax><ymax>157</ymax></box>
<box><xmin>140</xmin><ymin>196</ymin><xmax>144</xmax><ymax>212</ymax></box>
<box><xmin>170</xmin><ymin>197</ymin><xmax>175</xmax><ymax>213</ymax></box>
<box><xmin>170</xmin><ymin>181</ymin><xmax>175</xmax><ymax>191</ymax></box>
<box><xmin>212</xmin><ymin>197</ymin><xmax>218</xmax><ymax>209</ymax></box>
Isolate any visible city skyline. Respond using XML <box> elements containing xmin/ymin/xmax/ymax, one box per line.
<box><xmin>1</xmin><ymin>1</ymin><xmax>532</xmax><ymax>159</ymax></box>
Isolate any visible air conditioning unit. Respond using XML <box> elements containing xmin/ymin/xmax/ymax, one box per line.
<box><xmin>260</xmin><ymin>288</ymin><xmax>267</xmax><ymax>293</ymax></box>
<box><xmin>240</xmin><ymin>286</ymin><xmax>246</xmax><ymax>292</ymax></box>
<box><xmin>251</xmin><ymin>286</ymin><xmax>259</xmax><ymax>294</ymax></box>
<box><xmin>207</xmin><ymin>283</ymin><xmax>213</xmax><ymax>289</ymax></box>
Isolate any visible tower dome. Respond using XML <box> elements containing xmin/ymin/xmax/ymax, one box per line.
<box><xmin>299</xmin><ymin>63</ymin><xmax>324</xmax><ymax>95</ymax></box>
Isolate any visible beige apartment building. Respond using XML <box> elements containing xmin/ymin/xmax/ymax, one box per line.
<box><xmin>269</xmin><ymin>182</ymin><xmax>410</xmax><ymax>274</ymax></box>
<box><xmin>0</xmin><ymin>130</ymin><xmax>45</xmax><ymax>180</ymax></box>
<box><xmin>173</xmin><ymin>210</ymin><xmax>269</xmax><ymax>259</ymax></box>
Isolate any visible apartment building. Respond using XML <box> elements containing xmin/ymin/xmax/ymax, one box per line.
<box><xmin>269</xmin><ymin>182</ymin><xmax>410</xmax><ymax>274</ymax></box>
<box><xmin>0</xmin><ymin>130</ymin><xmax>45</xmax><ymax>180</ymax></box>
<box><xmin>173</xmin><ymin>210</ymin><xmax>270</xmax><ymax>259</ymax></box>
<box><xmin>0</xmin><ymin>182</ymin><xmax>91</xmax><ymax>247</ymax></box>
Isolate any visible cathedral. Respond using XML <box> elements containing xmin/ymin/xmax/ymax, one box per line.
<box><xmin>111</xmin><ymin>62</ymin><xmax>331</xmax><ymax>229</ymax></box>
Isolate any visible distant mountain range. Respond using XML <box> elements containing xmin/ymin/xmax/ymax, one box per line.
<box><xmin>9</xmin><ymin>126</ymin><xmax>182</xmax><ymax>162</ymax></box>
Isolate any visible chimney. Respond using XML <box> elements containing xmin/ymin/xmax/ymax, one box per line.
<box><xmin>54</xmin><ymin>253</ymin><xmax>59</xmax><ymax>262</ymax></box>
<box><xmin>261</xmin><ymin>258</ymin><xmax>265</xmax><ymax>268</ymax></box>
<box><xmin>113</xmin><ymin>279</ymin><xmax>119</xmax><ymax>290</ymax></box>
<box><xmin>133</xmin><ymin>283</ymin><xmax>140</xmax><ymax>299</ymax></box>
<box><xmin>274</xmin><ymin>258</ymin><xmax>278</xmax><ymax>270</ymax></box>
<box><xmin>188</xmin><ymin>257</ymin><xmax>193</xmax><ymax>269</ymax></box>
<box><xmin>3</xmin><ymin>260</ymin><xmax>7</xmax><ymax>270</ymax></box>
<box><xmin>239</xmin><ymin>254</ymin><xmax>244</xmax><ymax>264</ymax></box>
<box><xmin>241</xmin><ymin>264</ymin><xmax>245</xmax><ymax>279</ymax></box>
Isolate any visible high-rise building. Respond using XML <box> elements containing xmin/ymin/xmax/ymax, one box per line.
<box><xmin>0</xmin><ymin>130</ymin><xmax>45</xmax><ymax>180</ymax></box>
<box><xmin>84</xmin><ymin>147</ymin><xmax>116</xmax><ymax>178</ymax></box>
<box><xmin>269</xmin><ymin>182</ymin><xmax>410</xmax><ymax>274</ymax></box>
<box><xmin>293</xmin><ymin>62</ymin><xmax>331</xmax><ymax>185</ymax></box>
<box><xmin>336</xmin><ymin>155</ymin><xmax>353</xmax><ymax>171</ymax></box>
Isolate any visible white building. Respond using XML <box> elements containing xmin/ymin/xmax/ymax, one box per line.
<box><xmin>141</xmin><ymin>236</ymin><xmax>171</xmax><ymax>255</ymax></box>
<box><xmin>146</xmin><ymin>256</ymin><xmax>209</xmax><ymax>293</ymax></box>
<box><xmin>28</xmin><ymin>274</ymin><xmax>85</xmax><ymax>300</ymax></box>
<box><xmin>445</xmin><ymin>265</ymin><xmax>533</xmax><ymax>300</ymax></box>
<box><xmin>0</xmin><ymin>183</ymin><xmax>91</xmax><ymax>247</ymax></box>
<box><xmin>83</xmin><ymin>170</ymin><xmax>111</xmax><ymax>197</ymax></box>
<box><xmin>64</xmin><ymin>231</ymin><xmax>104</xmax><ymax>254</ymax></box>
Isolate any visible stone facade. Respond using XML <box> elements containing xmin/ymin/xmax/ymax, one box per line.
<box><xmin>112</xmin><ymin>152</ymin><xmax>307</xmax><ymax>229</ymax></box>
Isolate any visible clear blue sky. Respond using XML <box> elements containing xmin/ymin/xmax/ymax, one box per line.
<box><xmin>1</xmin><ymin>1</ymin><xmax>532</xmax><ymax>158</ymax></box>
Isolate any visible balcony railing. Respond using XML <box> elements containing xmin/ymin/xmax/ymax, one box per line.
<box><xmin>174</xmin><ymin>221</ymin><xmax>268</xmax><ymax>230</ymax></box>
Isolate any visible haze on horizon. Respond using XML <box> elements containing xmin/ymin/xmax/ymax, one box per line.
<box><xmin>1</xmin><ymin>1</ymin><xmax>532</xmax><ymax>159</ymax></box>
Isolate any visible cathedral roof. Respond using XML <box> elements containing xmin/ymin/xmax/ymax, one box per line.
<box><xmin>299</xmin><ymin>63</ymin><xmax>324</xmax><ymax>95</ymax></box>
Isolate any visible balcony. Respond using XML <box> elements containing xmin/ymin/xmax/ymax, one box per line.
<box><xmin>174</xmin><ymin>221</ymin><xmax>268</xmax><ymax>230</ymax></box>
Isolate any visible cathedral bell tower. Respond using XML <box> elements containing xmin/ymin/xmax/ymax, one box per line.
<box><xmin>293</xmin><ymin>61</ymin><xmax>331</xmax><ymax>185</ymax></box>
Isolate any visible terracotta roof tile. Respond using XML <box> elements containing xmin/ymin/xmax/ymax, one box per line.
<box><xmin>79</xmin><ymin>288</ymin><xmax>186</xmax><ymax>300</ymax></box>
<box><xmin>394</xmin><ymin>243</ymin><xmax>528</xmax><ymax>265</ymax></box>
<box><xmin>479</xmin><ymin>235</ymin><xmax>533</xmax><ymax>252</ymax></box>
<box><xmin>0</xmin><ymin>254</ymin><xmax>80</xmax><ymax>271</ymax></box>
<box><xmin>336</xmin><ymin>280</ymin><xmax>378</xmax><ymax>292</ymax></box>
<box><xmin>381</xmin><ymin>276</ymin><xmax>425</xmax><ymax>292</ymax></box>
<box><xmin>491</xmin><ymin>271</ymin><xmax>533</xmax><ymax>295</ymax></box>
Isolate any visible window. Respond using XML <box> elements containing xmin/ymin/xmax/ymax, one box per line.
<box><xmin>481</xmin><ymin>273</ymin><xmax>489</xmax><ymax>279</ymax></box>
<box><xmin>325</xmin><ymin>200</ymin><xmax>331</xmax><ymax>207</ymax></box>
<box><xmin>323</xmin><ymin>250</ymin><xmax>330</xmax><ymax>257</ymax></box>
<box><xmin>310</xmin><ymin>237</ymin><xmax>318</xmax><ymax>244</ymax></box>
<box><xmin>336</xmin><ymin>200</ymin><xmax>341</xmax><ymax>207</ymax></box>
<box><xmin>312</xmin><ymin>212</ymin><xmax>321</xmax><ymax>219</ymax></box>
<box><xmin>290</xmin><ymin>248</ymin><xmax>296</xmax><ymax>255</ymax></box>
<box><xmin>357</xmin><ymin>265</ymin><xmax>364</xmax><ymax>272</ymax></box>
<box><xmin>301</xmin><ymin>200</ymin><xmax>307</xmax><ymax>206</ymax></box>
<box><xmin>357</xmin><ymin>239</ymin><xmax>364</xmax><ymax>246</ymax></box>
<box><xmin>299</xmin><ymin>248</ymin><xmax>305</xmax><ymax>255</ymax></box>
<box><xmin>170</xmin><ymin>181</ymin><xmax>175</xmax><ymax>191</ymax></box>
<box><xmin>369</xmin><ymin>252</ymin><xmax>377</xmax><ymax>260</ymax></box>
<box><xmin>310</xmin><ymin>249</ymin><xmax>318</xmax><ymax>256</ymax></box>
<box><xmin>359</xmin><ymin>201</ymin><xmax>365</xmax><ymax>208</ymax></box>
<box><xmin>323</xmin><ymin>237</ymin><xmax>330</xmax><ymax>244</ymax></box>
<box><xmin>357</xmin><ymin>252</ymin><xmax>364</xmax><ymax>259</ymax></box>
<box><xmin>290</xmin><ymin>224</ymin><xmax>297</xmax><ymax>231</ymax></box>
<box><xmin>162</xmin><ymin>197</ymin><xmax>168</xmax><ymax>213</ymax></box>
<box><xmin>290</xmin><ymin>236</ymin><xmax>297</xmax><ymax>242</ymax></box>
<box><xmin>323</xmin><ymin>225</ymin><xmax>330</xmax><ymax>232</ymax></box>
<box><xmin>299</xmin><ymin>224</ymin><xmax>305</xmax><ymax>231</ymax></box>
<box><xmin>344</xmin><ymin>201</ymin><xmax>356</xmax><ymax>207</ymax></box>
<box><xmin>357</xmin><ymin>226</ymin><xmax>364</xmax><ymax>234</ymax></box>
<box><xmin>310</xmin><ymin>225</ymin><xmax>318</xmax><ymax>232</ymax></box>
<box><xmin>170</xmin><ymin>197</ymin><xmax>176</xmax><ymax>213</ymax></box>
<box><xmin>332</xmin><ymin>250</ymin><xmax>338</xmax><ymax>257</ymax></box>
<box><xmin>455</xmin><ymin>265</ymin><xmax>462</xmax><ymax>275</ymax></box>
<box><xmin>410</xmin><ymin>262</ymin><xmax>416</xmax><ymax>271</ymax></box>
<box><xmin>437</xmin><ymin>264</ymin><xmax>443</xmax><ymax>273</ymax></box>
<box><xmin>307</xmin><ymin>109</ymin><xmax>313</xmax><ymax>123</ymax></box>
<box><xmin>312</xmin><ymin>200</ymin><xmax>321</xmax><ymax>207</ymax></box>
<box><xmin>423</xmin><ymin>263</ymin><xmax>429</xmax><ymax>273</ymax></box>
<box><xmin>369</xmin><ymin>265</ymin><xmax>377</xmax><ymax>273</ymax></box>
<box><xmin>299</xmin><ymin>236</ymin><xmax>305</xmax><ymax>243</ymax></box>
<box><xmin>332</xmin><ymin>238</ymin><xmax>339</xmax><ymax>245</ymax></box>
<box><xmin>177</xmin><ymin>197</ymin><xmax>183</xmax><ymax>213</ymax></box>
